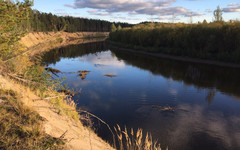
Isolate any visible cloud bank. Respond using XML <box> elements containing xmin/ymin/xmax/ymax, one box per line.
<box><xmin>223</xmin><ymin>6</ymin><xmax>240</xmax><ymax>13</ymax></box>
<box><xmin>66</xmin><ymin>0</ymin><xmax>203</xmax><ymax>17</ymax></box>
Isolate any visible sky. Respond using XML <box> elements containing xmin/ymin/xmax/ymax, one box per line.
<box><xmin>32</xmin><ymin>0</ymin><xmax>240</xmax><ymax>24</ymax></box>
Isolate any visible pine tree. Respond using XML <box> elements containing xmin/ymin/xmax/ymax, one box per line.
<box><xmin>213</xmin><ymin>6</ymin><xmax>223</xmax><ymax>22</ymax></box>
<box><xmin>203</xmin><ymin>19</ymin><xmax>207</xmax><ymax>24</ymax></box>
<box><xmin>0</xmin><ymin>0</ymin><xmax>33</xmax><ymax>59</ymax></box>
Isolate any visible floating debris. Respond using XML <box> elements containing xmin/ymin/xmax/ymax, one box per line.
<box><xmin>104</xmin><ymin>74</ymin><xmax>117</xmax><ymax>78</ymax></box>
<box><xmin>59</xmin><ymin>89</ymin><xmax>75</xmax><ymax>97</ymax></box>
<box><xmin>78</xmin><ymin>70</ymin><xmax>90</xmax><ymax>73</ymax></box>
<box><xmin>78</xmin><ymin>70</ymin><xmax>90</xmax><ymax>80</ymax></box>
<box><xmin>150</xmin><ymin>105</ymin><xmax>175</xmax><ymax>112</ymax></box>
<box><xmin>45</xmin><ymin>67</ymin><xmax>63</xmax><ymax>77</ymax></box>
<box><xmin>45</xmin><ymin>67</ymin><xmax>62</xmax><ymax>73</ymax></box>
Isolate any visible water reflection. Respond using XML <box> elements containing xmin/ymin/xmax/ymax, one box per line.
<box><xmin>110</xmin><ymin>48</ymin><xmax>240</xmax><ymax>103</ymax></box>
<box><xmin>42</xmin><ymin>41</ymin><xmax>240</xmax><ymax>150</ymax></box>
<box><xmin>42</xmin><ymin>41</ymin><xmax>108</xmax><ymax>65</ymax></box>
<box><xmin>136</xmin><ymin>104</ymin><xmax>240</xmax><ymax>150</ymax></box>
<box><xmin>78</xmin><ymin>52</ymin><xmax>125</xmax><ymax>68</ymax></box>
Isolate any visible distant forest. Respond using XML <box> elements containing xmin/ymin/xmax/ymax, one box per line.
<box><xmin>109</xmin><ymin>21</ymin><xmax>240</xmax><ymax>63</ymax></box>
<box><xmin>108</xmin><ymin>6</ymin><xmax>240</xmax><ymax>63</ymax></box>
<box><xmin>27</xmin><ymin>9</ymin><xmax>133</xmax><ymax>32</ymax></box>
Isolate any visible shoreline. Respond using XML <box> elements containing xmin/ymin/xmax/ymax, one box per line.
<box><xmin>1</xmin><ymin>32</ymin><xmax>114</xmax><ymax>150</ymax></box>
<box><xmin>4</xmin><ymin>32</ymin><xmax>108</xmax><ymax>63</ymax></box>
<box><xmin>109</xmin><ymin>44</ymin><xmax>240</xmax><ymax>68</ymax></box>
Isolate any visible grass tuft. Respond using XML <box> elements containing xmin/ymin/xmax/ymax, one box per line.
<box><xmin>0</xmin><ymin>89</ymin><xmax>65</xmax><ymax>149</ymax></box>
<box><xmin>114</xmin><ymin>125</ymin><xmax>166</xmax><ymax>150</ymax></box>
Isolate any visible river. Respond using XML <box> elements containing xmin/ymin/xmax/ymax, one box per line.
<box><xmin>42</xmin><ymin>41</ymin><xmax>240</xmax><ymax>150</ymax></box>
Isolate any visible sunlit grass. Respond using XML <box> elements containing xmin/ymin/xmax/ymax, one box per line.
<box><xmin>0</xmin><ymin>89</ymin><xmax>65</xmax><ymax>149</ymax></box>
<box><xmin>114</xmin><ymin>125</ymin><xmax>166</xmax><ymax>150</ymax></box>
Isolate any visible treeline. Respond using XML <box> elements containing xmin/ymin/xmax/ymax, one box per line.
<box><xmin>0</xmin><ymin>0</ymin><xmax>131</xmax><ymax>60</ymax></box>
<box><xmin>27</xmin><ymin>9</ymin><xmax>132</xmax><ymax>32</ymax></box>
<box><xmin>109</xmin><ymin>22</ymin><xmax>240</xmax><ymax>63</ymax></box>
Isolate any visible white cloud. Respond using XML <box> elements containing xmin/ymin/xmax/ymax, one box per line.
<box><xmin>88</xmin><ymin>9</ymin><xmax>110</xmax><ymax>16</ymax></box>
<box><xmin>205</xmin><ymin>9</ymin><xmax>212</xmax><ymax>13</ymax></box>
<box><xmin>223</xmin><ymin>6</ymin><xmax>240</xmax><ymax>13</ymax></box>
<box><xmin>154</xmin><ymin>16</ymin><xmax>172</xmax><ymax>20</ymax></box>
<box><xmin>184</xmin><ymin>12</ymin><xmax>204</xmax><ymax>17</ymax></box>
<box><xmin>87</xmin><ymin>9</ymin><xmax>97</xmax><ymax>13</ymax></box>
<box><xmin>228</xmin><ymin>3</ymin><xmax>240</xmax><ymax>7</ymax></box>
<box><xmin>65</xmin><ymin>0</ymin><xmax>202</xmax><ymax>17</ymax></box>
<box><xmin>66</xmin><ymin>0</ymin><xmax>176</xmax><ymax>12</ymax></box>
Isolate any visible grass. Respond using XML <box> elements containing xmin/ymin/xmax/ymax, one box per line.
<box><xmin>114</xmin><ymin>125</ymin><xmax>166</xmax><ymax>150</ymax></box>
<box><xmin>0</xmin><ymin>89</ymin><xmax>65</xmax><ymax>149</ymax></box>
<box><xmin>56</xmin><ymin>37</ymin><xmax>63</xmax><ymax>44</ymax></box>
<box><xmin>47</xmin><ymin>94</ymin><xmax>80</xmax><ymax>120</ymax></box>
<box><xmin>6</xmin><ymin>55</ymin><xmax>81</xmax><ymax>121</ymax></box>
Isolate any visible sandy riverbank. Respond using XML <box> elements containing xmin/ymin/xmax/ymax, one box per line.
<box><xmin>1</xmin><ymin>32</ymin><xmax>114</xmax><ymax>150</ymax></box>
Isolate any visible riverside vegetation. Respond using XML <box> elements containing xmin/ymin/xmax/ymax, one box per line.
<box><xmin>109</xmin><ymin>20</ymin><xmax>240</xmax><ymax>63</ymax></box>
<box><xmin>1</xmin><ymin>0</ymin><xmax>92</xmax><ymax>149</ymax></box>
<box><xmin>0</xmin><ymin>0</ymin><xmax>165</xmax><ymax>149</ymax></box>
<box><xmin>0</xmin><ymin>89</ymin><xmax>65</xmax><ymax>149</ymax></box>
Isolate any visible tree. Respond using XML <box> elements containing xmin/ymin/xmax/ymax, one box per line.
<box><xmin>117</xmin><ymin>25</ymin><xmax>122</xmax><ymax>31</ymax></box>
<box><xmin>203</xmin><ymin>19</ymin><xmax>207</xmax><ymax>24</ymax></box>
<box><xmin>110</xmin><ymin>23</ymin><xmax>117</xmax><ymax>32</ymax></box>
<box><xmin>213</xmin><ymin>6</ymin><xmax>223</xmax><ymax>22</ymax></box>
<box><xmin>0</xmin><ymin>0</ymin><xmax>33</xmax><ymax>59</ymax></box>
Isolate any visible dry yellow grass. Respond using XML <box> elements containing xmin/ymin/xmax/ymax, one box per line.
<box><xmin>114</xmin><ymin>125</ymin><xmax>167</xmax><ymax>150</ymax></box>
<box><xmin>0</xmin><ymin>89</ymin><xmax>65</xmax><ymax>149</ymax></box>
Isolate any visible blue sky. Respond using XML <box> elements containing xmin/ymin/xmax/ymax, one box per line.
<box><xmin>32</xmin><ymin>0</ymin><xmax>240</xmax><ymax>24</ymax></box>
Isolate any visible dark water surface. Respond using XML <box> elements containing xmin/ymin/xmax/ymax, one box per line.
<box><xmin>42</xmin><ymin>41</ymin><xmax>240</xmax><ymax>150</ymax></box>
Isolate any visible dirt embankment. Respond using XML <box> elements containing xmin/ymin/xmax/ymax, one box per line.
<box><xmin>4</xmin><ymin>32</ymin><xmax>108</xmax><ymax>63</ymax></box>
<box><xmin>1</xmin><ymin>32</ymin><xmax>114</xmax><ymax>150</ymax></box>
<box><xmin>20</xmin><ymin>32</ymin><xmax>109</xmax><ymax>49</ymax></box>
<box><xmin>18</xmin><ymin>32</ymin><xmax>109</xmax><ymax>58</ymax></box>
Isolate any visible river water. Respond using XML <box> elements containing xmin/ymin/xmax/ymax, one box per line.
<box><xmin>42</xmin><ymin>41</ymin><xmax>240</xmax><ymax>150</ymax></box>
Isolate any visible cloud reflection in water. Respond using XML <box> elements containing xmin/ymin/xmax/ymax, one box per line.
<box><xmin>136</xmin><ymin>104</ymin><xmax>240</xmax><ymax>150</ymax></box>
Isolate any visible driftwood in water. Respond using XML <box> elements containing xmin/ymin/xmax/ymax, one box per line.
<box><xmin>150</xmin><ymin>105</ymin><xmax>175</xmax><ymax>112</ymax></box>
<box><xmin>77</xmin><ymin>70</ymin><xmax>90</xmax><ymax>80</ymax></box>
<box><xmin>104</xmin><ymin>74</ymin><xmax>117</xmax><ymax>78</ymax></box>
<box><xmin>45</xmin><ymin>67</ymin><xmax>63</xmax><ymax>77</ymax></box>
<box><xmin>59</xmin><ymin>89</ymin><xmax>75</xmax><ymax>97</ymax></box>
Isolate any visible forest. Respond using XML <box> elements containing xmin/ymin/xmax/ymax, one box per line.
<box><xmin>109</xmin><ymin>21</ymin><xmax>240</xmax><ymax>63</ymax></box>
<box><xmin>26</xmin><ymin>9</ymin><xmax>132</xmax><ymax>32</ymax></box>
<box><xmin>0</xmin><ymin>0</ymin><xmax>131</xmax><ymax>60</ymax></box>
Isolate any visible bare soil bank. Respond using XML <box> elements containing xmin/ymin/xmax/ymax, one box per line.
<box><xmin>20</xmin><ymin>32</ymin><xmax>109</xmax><ymax>49</ymax></box>
<box><xmin>1</xmin><ymin>32</ymin><xmax>114</xmax><ymax>150</ymax></box>
<box><xmin>5</xmin><ymin>32</ymin><xmax>108</xmax><ymax>63</ymax></box>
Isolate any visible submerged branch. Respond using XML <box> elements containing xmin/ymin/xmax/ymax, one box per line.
<box><xmin>77</xmin><ymin>109</ymin><xmax>116</xmax><ymax>148</ymax></box>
